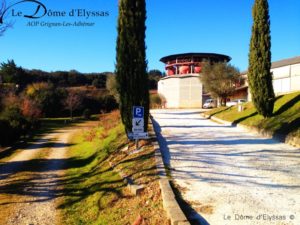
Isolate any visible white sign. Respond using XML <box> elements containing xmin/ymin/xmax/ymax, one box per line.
<box><xmin>132</xmin><ymin>118</ymin><xmax>144</xmax><ymax>127</ymax></box>
<box><xmin>128</xmin><ymin>132</ymin><xmax>149</xmax><ymax>139</ymax></box>
<box><xmin>132</xmin><ymin>127</ymin><xmax>144</xmax><ymax>133</ymax></box>
<box><xmin>130</xmin><ymin>106</ymin><xmax>146</xmax><ymax>139</ymax></box>
<box><xmin>132</xmin><ymin>106</ymin><xmax>144</xmax><ymax>134</ymax></box>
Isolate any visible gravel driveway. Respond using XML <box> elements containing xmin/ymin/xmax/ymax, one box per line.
<box><xmin>151</xmin><ymin>109</ymin><xmax>300</xmax><ymax>225</ymax></box>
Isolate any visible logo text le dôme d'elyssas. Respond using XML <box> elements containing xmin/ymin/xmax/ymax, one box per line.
<box><xmin>0</xmin><ymin>0</ymin><xmax>109</xmax><ymax>26</ymax></box>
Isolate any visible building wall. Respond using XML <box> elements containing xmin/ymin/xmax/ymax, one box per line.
<box><xmin>158</xmin><ymin>75</ymin><xmax>203</xmax><ymax>108</ymax></box>
<box><xmin>178</xmin><ymin>76</ymin><xmax>203</xmax><ymax>108</ymax></box>
<box><xmin>291</xmin><ymin>63</ymin><xmax>300</xmax><ymax>92</ymax></box>
<box><xmin>246</xmin><ymin>62</ymin><xmax>300</xmax><ymax>101</ymax></box>
<box><xmin>158</xmin><ymin>77</ymin><xmax>180</xmax><ymax>108</ymax></box>
<box><xmin>231</xmin><ymin>88</ymin><xmax>248</xmax><ymax>100</ymax></box>
<box><xmin>272</xmin><ymin>62</ymin><xmax>300</xmax><ymax>95</ymax></box>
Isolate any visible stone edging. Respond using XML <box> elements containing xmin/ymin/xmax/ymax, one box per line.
<box><xmin>201</xmin><ymin>113</ymin><xmax>300</xmax><ymax>148</ymax></box>
<box><xmin>149</xmin><ymin>117</ymin><xmax>190</xmax><ymax>225</ymax></box>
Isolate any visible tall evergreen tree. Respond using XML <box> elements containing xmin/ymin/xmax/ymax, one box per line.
<box><xmin>248</xmin><ymin>0</ymin><xmax>275</xmax><ymax>117</ymax></box>
<box><xmin>116</xmin><ymin>0</ymin><xmax>149</xmax><ymax>133</ymax></box>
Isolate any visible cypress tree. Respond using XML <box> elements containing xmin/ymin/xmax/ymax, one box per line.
<box><xmin>248</xmin><ymin>0</ymin><xmax>275</xmax><ymax>117</ymax></box>
<box><xmin>116</xmin><ymin>0</ymin><xmax>149</xmax><ymax>133</ymax></box>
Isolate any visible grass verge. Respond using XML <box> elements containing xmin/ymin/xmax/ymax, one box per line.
<box><xmin>59</xmin><ymin>111</ymin><xmax>169</xmax><ymax>225</ymax></box>
<box><xmin>204</xmin><ymin>91</ymin><xmax>300</xmax><ymax>140</ymax></box>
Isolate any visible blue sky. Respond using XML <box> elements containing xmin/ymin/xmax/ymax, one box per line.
<box><xmin>0</xmin><ymin>0</ymin><xmax>299</xmax><ymax>73</ymax></box>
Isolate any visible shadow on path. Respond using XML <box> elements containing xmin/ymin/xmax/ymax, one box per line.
<box><xmin>151</xmin><ymin>116</ymin><xmax>210</xmax><ymax>225</ymax></box>
<box><xmin>0</xmin><ymin>150</ymin><xmax>124</xmax><ymax>207</ymax></box>
<box><xmin>151</xmin><ymin>109</ymin><xmax>300</xmax><ymax>224</ymax></box>
<box><xmin>160</xmin><ymin>125</ymin><xmax>229</xmax><ymax>129</ymax></box>
<box><xmin>151</xmin><ymin>117</ymin><xmax>171</xmax><ymax>167</ymax></box>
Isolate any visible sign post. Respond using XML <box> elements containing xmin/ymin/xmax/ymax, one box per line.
<box><xmin>129</xmin><ymin>106</ymin><xmax>148</xmax><ymax>150</ymax></box>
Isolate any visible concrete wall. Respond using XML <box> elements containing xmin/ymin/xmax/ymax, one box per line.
<box><xmin>291</xmin><ymin>63</ymin><xmax>300</xmax><ymax>92</ymax></box>
<box><xmin>247</xmin><ymin>62</ymin><xmax>300</xmax><ymax>100</ymax></box>
<box><xmin>158</xmin><ymin>77</ymin><xmax>180</xmax><ymax>108</ymax></box>
<box><xmin>158</xmin><ymin>75</ymin><xmax>202</xmax><ymax>108</ymax></box>
<box><xmin>271</xmin><ymin>63</ymin><xmax>300</xmax><ymax>95</ymax></box>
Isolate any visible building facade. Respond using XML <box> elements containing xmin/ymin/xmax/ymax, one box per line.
<box><xmin>233</xmin><ymin>56</ymin><xmax>300</xmax><ymax>101</ymax></box>
<box><xmin>158</xmin><ymin>53</ymin><xmax>231</xmax><ymax>108</ymax></box>
<box><xmin>271</xmin><ymin>56</ymin><xmax>300</xmax><ymax>95</ymax></box>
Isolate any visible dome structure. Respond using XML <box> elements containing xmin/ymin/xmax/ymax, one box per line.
<box><xmin>158</xmin><ymin>52</ymin><xmax>231</xmax><ymax>108</ymax></box>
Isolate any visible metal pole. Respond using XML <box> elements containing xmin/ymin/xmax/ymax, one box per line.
<box><xmin>135</xmin><ymin>138</ymin><xmax>139</xmax><ymax>150</ymax></box>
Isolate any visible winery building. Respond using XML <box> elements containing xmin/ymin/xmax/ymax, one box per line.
<box><xmin>157</xmin><ymin>53</ymin><xmax>231</xmax><ymax>108</ymax></box>
<box><xmin>235</xmin><ymin>56</ymin><xmax>300</xmax><ymax>101</ymax></box>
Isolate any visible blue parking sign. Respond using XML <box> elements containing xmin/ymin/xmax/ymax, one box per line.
<box><xmin>133</xmin><ymin>106</ymin><xmax>144</xmax><ymax>118</ymax></box>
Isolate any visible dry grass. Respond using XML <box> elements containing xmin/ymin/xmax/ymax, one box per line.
<box><xmin>60</xmin><ymin>111</ymin><xmax>169</xmax><ymax>225</ymax></box>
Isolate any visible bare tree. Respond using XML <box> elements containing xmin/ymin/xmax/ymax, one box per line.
<box><xmin>0</xmin><ymin>0</ymin><xmax>13</xmax><ymax>36</ymax></box>
<box><xmin>106</xmin><ymin>74</ymin><xmax>119</xmax><ymax>103</ymax></box>
<box><xmin>64</xmin><ymin>91</ymin><xmax>82</xmax><ymax>120</ymax></box>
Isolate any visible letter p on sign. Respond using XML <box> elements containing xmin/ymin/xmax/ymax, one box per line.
<box><xmin>133</xmin><ymin>106</ymin><xmax>144</xmax><ymax>119</ymax></box>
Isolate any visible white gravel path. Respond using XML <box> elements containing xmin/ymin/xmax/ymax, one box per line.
<box><xmin>151</xmin><ymin>109</ymin><xmax>300</xmax><ymax>225</ymax></box>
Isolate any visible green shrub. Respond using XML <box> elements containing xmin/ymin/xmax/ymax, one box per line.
<box><xmin>150</xmin><ymin>94</ymin><xmax>162</xmax><ymax>109</ymax></box>
<box><xmin>0</xmin><ymin>106</ymin><xmax>28</xmax><ymax>145</ymax></box>
<box><xmin>0</xmin><ymin>119</ymin><xmax>10</xmax><ymax>145</ymax></box>
<box><xmin>99</xmin><ymin>94</ymin><xmax>118</xmax><ymax>113</ymax></box>
<box><xmin>82</xmin><ymin>108</ymin><xmax>92</xmax><ymax>119</ymax></box>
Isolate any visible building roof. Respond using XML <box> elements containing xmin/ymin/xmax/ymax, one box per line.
<box><xmin>160</xmin><ymin>53</ymin><xmax>231</xmax><ymax>63</ymax></box>
<box><xmin>160</xmin><ymin>74</ymin><xmax>200</xmax><ymax>80</ymax></box>
<box><xmin>241</xmin><ymin>56</ymin><xmax>300</xmax><ymax>74</ymax></box>
<box><xmin>271</xmin><ymin>56</ymin><xmax>300</xmax><ymax>69</ymax></box>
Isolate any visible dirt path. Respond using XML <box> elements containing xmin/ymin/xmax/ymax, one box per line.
<box><xmin>151</xmin><ymin>109</ymin><xmax>300</xmax><ymax>225</ymax></box>
<box><xmin>0</xmin><ymin>121</ymin><xmax>98</xmax><ymax>225</ymax></box>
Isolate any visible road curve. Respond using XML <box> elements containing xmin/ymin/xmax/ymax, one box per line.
<box><xmin>151</xmin><ymin>109</ymin><xmax>300</xmax><ymax>225</ymax></box>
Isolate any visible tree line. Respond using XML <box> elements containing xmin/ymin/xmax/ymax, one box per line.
<box><xmin>0</xmin><ymin>60</ymin><xmax>120</xmax><ymax>146</ymax></box>
<box><xmin>0</xmin><ymin>59</ymin><xmax>112</xmax><ymax>89</ymax></box>
<box><xmin>0</xmin><ymin>58</ymin><xmax>163</xmax><ymax>145</ymax></box>
<box><xmin>0</xmin><ymin>60</ymin><xmax>162</xmax><ymax>91</ymax></box>
<box><xmin>0</xmin><ymin>83</ymin><xmax>118</xmax><ymax>145</ymax></box>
